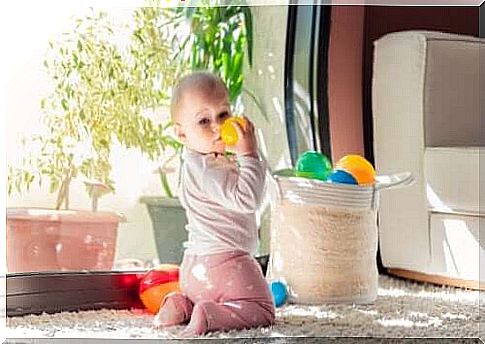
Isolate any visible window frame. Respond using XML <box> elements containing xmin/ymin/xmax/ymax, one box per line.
<box><xmin>284</xmin><ymin>4</ymin><xmax>332</xmax><ymax>165</ymax></box>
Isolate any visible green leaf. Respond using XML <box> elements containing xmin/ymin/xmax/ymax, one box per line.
<box><xmin>61</xmin><ymin>99</ymin><xmax>69</xmax><ymax>110</ymax></box>
<box><xmin>230</xmin><ymin>52</ymin><xmax>242</xmax><ymax>81</ymax></box>
<box><xmin>242</xmin><ymin>7</ymin><xmax>253</xmax><ymax>67</ymax></box>
<box><xmin>49</xmin><ymin>179</ymin><xmax>60</xmax><ymax>193</ymax></box>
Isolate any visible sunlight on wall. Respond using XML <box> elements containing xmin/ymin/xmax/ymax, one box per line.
<box><xmin>242</xmin><ymin>6</ymin><xmax>291</xmax><ymax>172</ymax></box>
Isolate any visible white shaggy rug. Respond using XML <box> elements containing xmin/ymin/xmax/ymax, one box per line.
<box><xmin>6</xmin><ymin>275</ymin><xmax>480</xmax><ymax>340</ymax></box>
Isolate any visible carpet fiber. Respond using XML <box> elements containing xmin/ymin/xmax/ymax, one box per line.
<box><xmin>6</xmin><ymin>274</ymin><xmax>480</xmax><ymax>339</ymax></box>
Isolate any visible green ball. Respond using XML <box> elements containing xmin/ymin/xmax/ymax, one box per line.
<box><xmin>295</xmin><ymin>151</ymin><xmax>332</xmax><ymax>181</ymax></box>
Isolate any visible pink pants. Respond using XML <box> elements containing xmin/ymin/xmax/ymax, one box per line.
<box><xmin>155</xmin><ymin>250</ymin><xmax>275</xmax><ymax>335</ymax></box>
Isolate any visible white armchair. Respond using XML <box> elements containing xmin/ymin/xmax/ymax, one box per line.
<box><xmin>372</xmin><ymin>31</ymin><xmax>484</xmax><ymax>288</ymax></box>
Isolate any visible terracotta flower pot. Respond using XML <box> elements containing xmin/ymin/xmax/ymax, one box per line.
<box><xmin>6</xmin><ymin>207</ymin><xmax>125</xmax><ymax>273</ymax></box>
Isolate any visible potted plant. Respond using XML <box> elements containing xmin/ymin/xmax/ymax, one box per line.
<box><xmin>7</xmin><ymin>8</ymin><xmax>180</xmax><ymax>272</ymax></box>
<box><xmin>138</xmin><ymin>141</ymin><xmax>188</xmax><ymax>265</ymax></box>
<box><xmin>139</xmin><ymin>3</ymin><xmax>262</xmax><ymax>264</ymax></box>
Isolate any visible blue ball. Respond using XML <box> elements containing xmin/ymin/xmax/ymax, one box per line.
<box><xmin>328</xmin><ymin>169</ymin><xmax>358</xmax><ymax>185</ymax></box>
<box><xmin>269</xmin><ymin>280</ymin><xmax>287</xmax><ymax>307</ymax></box>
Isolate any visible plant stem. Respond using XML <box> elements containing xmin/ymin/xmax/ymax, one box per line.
<box><xmin>242</xmin><ymin>87</ymin><xmax>268</xmax><ymax>122</ymax></box>
<box><xmin>92</xmin><ymin>194</ymin><xmax>98</xmax><ymax>212</ymax></box>
<box><xmin>65</xmin><ymin>174</ymin><xmax>70</xmax><ymax>210</ymax></box>
<box><xmin>55</xmin><ymin>181</ymin><xmax>66</xmax><ymax>210</ymax></box>
<box><xmin>55</xmin><ymin>170</ymin><xmax>72</xmax><ymax>210</ymax></box>
<box><xmin>159</xmin><ymin>171</ymin><xmax>173</xmax><ymax>198</ymax></box>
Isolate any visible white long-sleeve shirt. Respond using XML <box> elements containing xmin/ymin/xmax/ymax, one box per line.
<box><xmin>180</xmin><ymin>148</ymin><xmax>266</xmax><ymax>256</ymax></box>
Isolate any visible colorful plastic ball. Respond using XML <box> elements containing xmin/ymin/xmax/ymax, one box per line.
<box><xmin>336</xmin><ymin>154</ymin><xmax>376</xmax><ymax>185</ymax></box>
<box><xmin>269</xmin><ymin>280</ymin><xmax>288</xmax><ymax>307</ymax></box>
<box><xmin>328</xmin><ymin>169</ymin><xmax>358</xmax><ymax>185</ymax></box>
<box><xmin>295</xmin><ymin>151</ymin><xmax>332</xmax><ymax>181</ymax></box>
<box><xmin>221</xmin><ymin>117</ymin><xmax>247</xmax><ymax>146</ymax></box>
<box><xmin>138</xmin><ymin>264</ymin><xmax>180</xmax><ymax>314</ymax></box>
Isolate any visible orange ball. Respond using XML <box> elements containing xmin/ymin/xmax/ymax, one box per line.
<box><xmin>220</xmin><ymin>117</ymin><xmax>247</xmax><ymax>146</ymax></box>
<box><xmin>336</xmin><ymin>155</ymin><xmax>376</xmax><ymax>185</ymax></box>
<box><xmin>138</xmin><ymin>264</ymin><xmax>180</xmax><ymax>314</ymax></box>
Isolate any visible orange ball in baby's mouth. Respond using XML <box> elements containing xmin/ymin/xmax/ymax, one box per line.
<box><xmin>220</xmin><ymin>117</ymin><xmax>247</xmax><ymax>146</ymax></box>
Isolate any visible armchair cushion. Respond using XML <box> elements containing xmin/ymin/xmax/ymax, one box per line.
<box><xmin>425</xmin><ymin>147</ymin><xmax>480</xmax><ymax>216</ymax></box>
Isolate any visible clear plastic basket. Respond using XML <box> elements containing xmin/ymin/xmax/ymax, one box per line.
<box><xmin>266</xmin><ymin>172</ymin><xmax>414</xmax><ymax>304</ymax></box>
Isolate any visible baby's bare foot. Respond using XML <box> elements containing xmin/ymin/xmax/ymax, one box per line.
<box><xmin>179</xmin><ymin>303</ymin><xmax>209</xmax><ymax>336</ymax></box>
<box><xmin>153</xmin><ymin>297</ymin><xmax>186</xmax><ymax>327</ymax></box>
<box><xmin>178</xmin><ymin>322</ymin><xmax>205</xmax><ymax>338</ymax></box>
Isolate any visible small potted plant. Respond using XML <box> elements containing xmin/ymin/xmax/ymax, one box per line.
<box><xmin>139</xmin><ymin>142</ymin><xmax>188</xmax><ymax>265</ymax></box>
<box><xmin>7</xmin><ymin>8</ymin><xmax>180</xmax><ymax>272</ymax></box>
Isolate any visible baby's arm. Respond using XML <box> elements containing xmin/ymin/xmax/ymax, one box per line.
<box><xmin>200</xmin><ymin>155</ymin><xmax>266</xmax><ymax>213</ymax></box>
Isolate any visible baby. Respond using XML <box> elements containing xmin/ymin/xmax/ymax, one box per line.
<box><xmin>153</xmin><ymin>71</ymin><xmax>275</xmax><ymax>336</ymax></box>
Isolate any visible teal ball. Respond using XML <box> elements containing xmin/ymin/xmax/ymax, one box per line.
<box><xmin>269</xmin><ymin>280</ymin><xmax>288</xmax><ymax>307</ymax></box>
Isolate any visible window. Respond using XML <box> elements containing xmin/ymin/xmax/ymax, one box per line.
<box><xmin>284</xmin><ymin>5</ymin><xmax>332</xmax><ymax>165</ymax></box>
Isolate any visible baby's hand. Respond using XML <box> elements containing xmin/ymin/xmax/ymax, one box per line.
<box><xmin>231</xmin><ymin>116</ymin><xmax>258</xmax><ymax>158</ymax></box>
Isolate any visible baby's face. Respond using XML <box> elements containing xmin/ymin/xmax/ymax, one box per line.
<box><xmin>175</xmin><ymin>86</ymin><xmax>232</xmax><ymax>154</ymax></box>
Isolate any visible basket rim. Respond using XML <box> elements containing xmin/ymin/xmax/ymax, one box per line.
<box><xmin>271</xmin><ymin>175</ymin><xmax>378</xmax><ymax>209</ymax></box>
<box><xmin>273</xmin><ymin>175</ymin><xmax>375</xmax><ymax>191</ymax></box>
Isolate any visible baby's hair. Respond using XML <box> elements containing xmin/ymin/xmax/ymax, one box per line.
<box><xmin>170</xmin><ymin>71</ymin><xmax>229</xmax><ymax>122</ymax></box>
